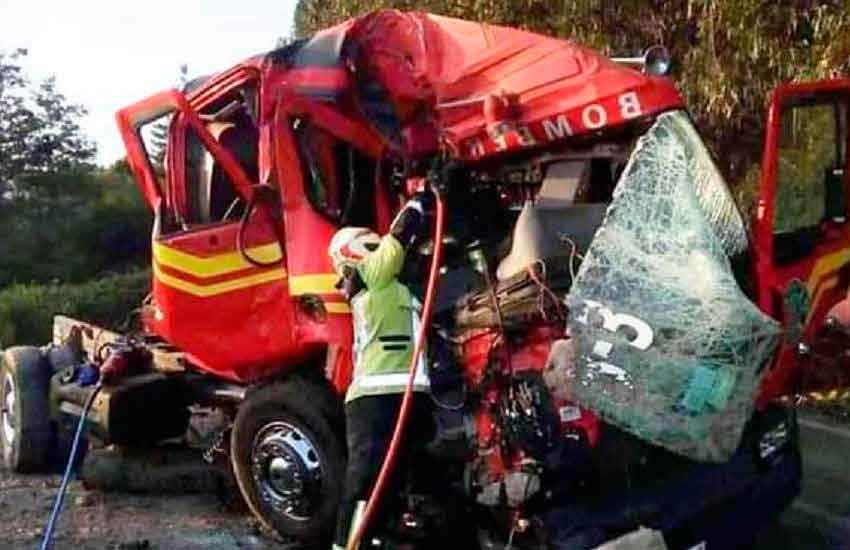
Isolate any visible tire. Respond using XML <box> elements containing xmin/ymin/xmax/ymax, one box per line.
<box><xmin>231</xmin><ymin>377</ymin><xmax>345</xmax><ymax>545</ymax></box>
<box><xmin>1</xmin><ymin>347</ymin><xmax>53</xmax><ymax>473</ymax></box>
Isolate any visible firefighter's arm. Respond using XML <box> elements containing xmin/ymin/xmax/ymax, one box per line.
<box><xmin>389</xmin><ymin>192</ymin><xmax>430</xmax><ymax>248</ymax></box>
<box><xmin>356</xmin><ymin>234</ymin><xmax>404</xmax><ymax>290</ymax></box>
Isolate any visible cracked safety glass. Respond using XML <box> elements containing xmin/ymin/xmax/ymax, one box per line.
<box><xmin>565</xmin><ymin>111</ymin><xmax>781</xmax><ymax>462</ymax></box>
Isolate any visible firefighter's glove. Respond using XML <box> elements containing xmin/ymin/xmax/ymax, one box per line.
<box><xmin>390</xmin><ymin>192</ymin><xmax>431</xmax><ymax>248</ymax></box>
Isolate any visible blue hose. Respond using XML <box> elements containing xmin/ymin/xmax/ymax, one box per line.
<box><xmin>40</xmin><ymin>384</ymin><xmax>102</xmax><ymax>550</ymax></box>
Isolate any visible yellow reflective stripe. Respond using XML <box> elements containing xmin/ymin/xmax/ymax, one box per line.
<box><xmin>154</xmin><ymin>263</ymin><xmax>286</xmax><ymax>297</ymax></box>
<box><xmin>807</xmin><ymin>248</ymin><xmax>850</xmax><ymax>294</ymax></box>
<box><xmin>153</xmin><ymin>241</ymin><xmax>282</xmax><ymax>278</ymax></box>
<box><xmin>289</xmin><ymin>273</ymin><xmax>339</xmax><ymax>295</ymax></box>
<box><xmin>325</xmin><ymin>302</ymin><xmax>352</xmax><ymax>314</ymax></box>
<box><xmin>807</xmin><ymin>275</ymin><xmax>840</xmax><ymax>322</ymax></box>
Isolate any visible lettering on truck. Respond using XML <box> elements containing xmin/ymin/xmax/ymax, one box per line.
<box><xmin>464</xmin><ymin>91</ymin><xmax>644</xmax><ymax>158</ymax></box>
<box><xmin>572</xmin><ymin>298</ymin><xmax>654</xmax><ymax>386</ymax></box>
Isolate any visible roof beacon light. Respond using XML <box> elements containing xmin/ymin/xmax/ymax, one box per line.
<box><xmin>612</xmin><ymin>45</ymin><xmax>672</xmax><ymax>76</ymax></box>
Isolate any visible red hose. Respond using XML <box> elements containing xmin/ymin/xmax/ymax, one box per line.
<box><xmin>346</xmin><ymin>189</ymin><xmax>446</xmax><ymax>550</ymax></box>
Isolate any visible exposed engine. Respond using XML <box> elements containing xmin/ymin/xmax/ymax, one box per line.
<box><xmin>409</xmin><ymin>137</ymin><xmax>638</xmax><ymax>530</ymax></box>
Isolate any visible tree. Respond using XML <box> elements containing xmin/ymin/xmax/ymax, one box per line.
<box><xmin>0</xmin><ymin>162</ymin><xmax>151</xmax><ymax>288</ymax></box>
<box><xmin>0</xmin><ymin>49</ymin><xmax>149</xmax><ymax>288</ymax></box>
<box><xmin>0</xmin><ymin>49</ymin><xmax>96</xmax><ymax>196</ymax></box>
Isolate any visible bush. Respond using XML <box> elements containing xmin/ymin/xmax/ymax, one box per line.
<box><xmin>0</xmin><ymin>269</ymin><xmax>151</xmax><ymax>347</ymax></box>
<box><xmin>0</xmin><ymin>163</ymin><xmax>151</xmax><ymax>289</ymax></box>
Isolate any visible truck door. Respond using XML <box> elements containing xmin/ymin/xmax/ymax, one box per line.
<box><xmin>754</xmin><ymin>80</ymin><xmax>850</xmax><ymax>402</ymax></box>
<box><xmin>116</xmin><ymin>77</ymin><xmax>303</xmax><ymax>383</ymax></box>
<box><xmin>272</xmin><ymin>95</ymin><xmax>391</xmax><ymax>391</ymax></box>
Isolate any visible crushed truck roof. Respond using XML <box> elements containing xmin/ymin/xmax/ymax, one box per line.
<box><xmin>259</xmin><ymin>10</ymin><xmax>684</xmax><ymax>161</ymax></box>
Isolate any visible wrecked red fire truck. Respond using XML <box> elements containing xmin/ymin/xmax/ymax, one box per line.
<box><xmin>5</xmin><ymin>9</ymin><xmax>850</xmax><ymax>549</ymax></box>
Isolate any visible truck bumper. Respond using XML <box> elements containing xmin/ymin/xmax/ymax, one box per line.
<box><xmin>660</xmin><ymin>437</ymin><xmax>801</xmax><ymax>549</ymax></box>
<box><xmin>545</xmin><ymin>406</ymin><xmax>802</xmax><ymax>549</ymax></box>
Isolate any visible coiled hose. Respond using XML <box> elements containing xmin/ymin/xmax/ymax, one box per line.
<box><xmin>346</xmin><ymin>189</ymin><xmax>446</xmax><ymax>550</ymax></box>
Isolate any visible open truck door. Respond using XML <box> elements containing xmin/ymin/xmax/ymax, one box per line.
<box><xmin>114</xmin><ymin>74</ymin><xmax>391</xmax><ymax>388</ymax></box>
<box><xmin>114</xmin><ymin>74</ymin><xmax>307</xmax><ymax>383</ymax></box>
<box><xmin>754</xmin><ymin>79</ymin><xmax>850</xmax><ymax>404</ymax></box>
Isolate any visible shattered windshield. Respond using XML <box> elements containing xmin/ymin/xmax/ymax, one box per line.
<box><xmin>565</xmin><ymin>111</ymin><xmax>781</xmax><ymax>462</ymax></box>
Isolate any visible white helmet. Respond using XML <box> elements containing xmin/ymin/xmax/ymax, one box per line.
<box><xmin>328</xmin><ymin>227</ymin><xmax>381</xmax><ymax>276</ymax></box>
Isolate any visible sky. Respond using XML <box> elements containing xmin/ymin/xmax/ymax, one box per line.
<box><xmin>1</xmin><ymin>0</ymin><xmax>297</xmax><ymax>165</ymax></box>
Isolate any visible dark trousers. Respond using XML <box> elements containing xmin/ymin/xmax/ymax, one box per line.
<box><xmin>334</xmin><ymin>392</ymin><xmax>433</xmax><ymax>547</ymax></box>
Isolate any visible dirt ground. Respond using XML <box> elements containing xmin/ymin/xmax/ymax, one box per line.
<box><xmin>0</xmin><ymin>409</ymin><xmax>281</xmax><ymax>550</ymax></box>
<box><xmin>0</xmin><ymin>464</ymin><xmax>278</xmax><ymax>550</ymax></box>
<box><xmin>5</xmin><ymin>407</ymin><xmax>849</xmax><ymax>549</ymax></box>
<box><xmin>3</xmin><ymin>400</ymin><xmax>394</xmax><ymax>550</ymax></box>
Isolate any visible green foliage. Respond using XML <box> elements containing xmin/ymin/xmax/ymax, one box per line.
<box><xmin>0</xmin><ymin>48</ymin><xmax>148</xmax><ymax>289</ymax></box>
<box><xmin>0</xmin><ymin>48</ymin><xmax>151</xmax><ymax>343</ymax></box>
<box><xmin>293</xmin><ymin>0</ymin><xmax>850</xmax><ymax>187</ymax></box>
<box><xmin>0</xmin><ymin>269</ymin><xmax>151</xmax><ymax>347</ymax></box>
<box><xmin>0</xmin><ymin>162</ymin><xmax>151</xmax><ymax>288</ymax></box>
<box><xmin>0</xmin><ymin>49</ymin><xmax>96</xmax><ymax>190</ymax></box>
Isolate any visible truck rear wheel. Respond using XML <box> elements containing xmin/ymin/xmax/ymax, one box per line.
<box><xmin>231</xmin><ymin>378</ymin><xmax>345</xmax><ymax>545</ymax></box>
<box><xmin>1</xmin><ymin>347</ymin><xmax>52</xmax><ymax>473</ymax></box>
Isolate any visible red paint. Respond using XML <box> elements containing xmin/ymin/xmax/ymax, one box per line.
<box><xmin>115</xmin><ymin>12</ymin><xmax>849</xmax><ymax>443</ymax></box>
<box><xmin>753</xmin><ymin>80</ymin><xmax>850</xmax><ymax>405</ymax></box>
<box><xmin>148</xmin><ymin>220</ymin><xmax>305</xmax><ymax>383</ymax></box>
<box><xmin>115</xmin><ymin>9</ymin><xmax>676</xmax><ymax>412</ymax></box>
<box><xmin>287</xmin><ymin>67</ymin><xmax>350</xmax><ymax>94</ymax></box>
<box><xmin>344</xmin><ymin>11</ymin><xmax>683</xmax><ymax>160</ymax></box>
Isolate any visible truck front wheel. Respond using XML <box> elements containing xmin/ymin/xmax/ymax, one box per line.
<box><xmin>231</xmin><ymin>378</ymin><xmax>345</xmax><ymax>545</ymax></box>
<box><xmin>1</xmin><ymin>347</ymin><xmax>52</xmax><ymax>473</ymax></box>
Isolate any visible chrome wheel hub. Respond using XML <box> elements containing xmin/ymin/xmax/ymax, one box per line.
<box><xmin>1</xmin><ymin>372</ymin><xmax>16</xmax><ymax>448</ymax></box>
<box><xmin>251</xmin><ymin>421</ymin><xmax>323</xmax><ymax>522</ymax></box>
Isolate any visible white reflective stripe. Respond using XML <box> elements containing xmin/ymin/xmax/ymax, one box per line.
<box><xmin>410</xmin><ymin>301</ymin><xmax>428</xmax><ymax>378</ymax></box>
<box><xmin>350</xmin><ymin>294</ymin><xmax>431</xmax><ymax>391</ymax></box>
<box><xmin>351</xmin><ymin>294</ymin><xmax>366</xmax><ymax>370</ymax></box>
<box><xmin>354</xmin><ymin>371</ymin><xmax>431</xmax><ymax>389</ymax></box>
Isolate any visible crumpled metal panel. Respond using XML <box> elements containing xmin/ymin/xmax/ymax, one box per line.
<box><xmin>291</xmin><ymin>10</ymin><xmax>684</xmax><ymax>161</ymax></box>
<box><xmin>565</xmin><ymin>111</ymin><xmax>781</xmax><ymax>462</ymax></box>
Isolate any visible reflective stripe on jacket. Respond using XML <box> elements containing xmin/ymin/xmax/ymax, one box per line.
<box><xmin>346</xmin><ymin>235</ymin><xmax>429</xmax><ymax>403</ymax></box>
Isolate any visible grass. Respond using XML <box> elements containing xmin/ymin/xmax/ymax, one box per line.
<box><xmin>0</xmin><ymin>269</ymin><xmax>151</xmax><ymax>348</ymax></box>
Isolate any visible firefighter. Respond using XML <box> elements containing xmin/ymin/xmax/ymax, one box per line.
<box><xmin>328</xmin><ymin>194</ymin><xmax>434</xmax><ymax>550</ymax></box>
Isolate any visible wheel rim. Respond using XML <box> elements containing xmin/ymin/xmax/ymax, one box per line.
<box><xmin>251</xmin><ymin>421</ymin><xmax>324</xmax><ymax>522</ymax></box>
<box><xmin>1</xmin><ymin>371</ymin><xmax>16</xmax><ymax>449</ymax></box>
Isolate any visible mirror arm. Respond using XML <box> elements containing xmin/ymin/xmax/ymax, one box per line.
<box><xmin>237</xmin><ymin>184</ymin><xmax>284</xmax><ymax>268</ymax></box>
